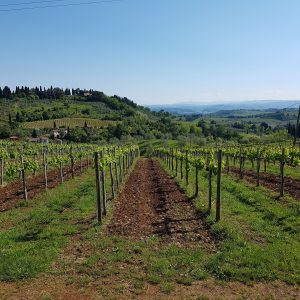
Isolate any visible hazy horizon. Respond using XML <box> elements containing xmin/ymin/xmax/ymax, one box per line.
<box><xmin>145</xmin><ymin>99</ymin><xmax>300</xmax><ymax>106</ymax></box>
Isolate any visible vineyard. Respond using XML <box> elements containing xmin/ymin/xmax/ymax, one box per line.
<box><xmin>0</xmin><ymin>140</ymin><xmax>299</xmax><ymax>299</ymax></box>
<box><xmin>22</xmin><ymin>118</ymin><xmax>117</xmax><ymax>129</ymax></box>
<box><xmin>155</xmin><ymin>142</ymin><xmax>300</xmax><ymax>217</ymax></box>
<box><xmin>0</xmin><ymin>141</ymin><xmax>139</xmax><ymax>214</ymax></box>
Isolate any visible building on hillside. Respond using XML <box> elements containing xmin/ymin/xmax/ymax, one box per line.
<box><xmin>27</xmin><ymin>138</ymin><xmax>40</xmax><ymax>143</ymax></box>
<box><xmin>50</xmin><ymin>129</ymin><xmax>69</xmax><ymax>139</ymax></box>
<box><xmin>27</xmin><ymin>137</ymin><xmax>49</xmax><ymax>144</ymax></box>
<box><xmin>51</xmin><ymin>129</ymin><xmax>60</xmax><ymax>139</ymax></box>
<box><xmin>9</xmin><ymin>136</ymin><xmax>19</xmax><ymax>141</ymax></box>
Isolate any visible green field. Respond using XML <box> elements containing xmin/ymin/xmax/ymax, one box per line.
<box><xmin>22</xmin><ymin>118</ymin><xmax>117</xmax><ymax>129</ymax></box>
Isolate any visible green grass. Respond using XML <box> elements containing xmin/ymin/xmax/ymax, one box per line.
<box><xmin>158</xmin><ymin>159</ymin><xmax>300</xmax><ymax>284</ymax></box>
<box><xmin>232</xmin><ymin>159</ymin><xmax>300</xmax><ymax>180</ymax></box>
<box><xmin>69</xmin><ymin>233</ymin><xmax>210</xmax><ymax>294</ymax></box>
<box><xmin>138</xmin><ymin>139</ymin><xmax>180</xmax><ymax>156</ymax></box>
<box><xmin>0</xmin><ymin>169</ymin><xmax>98</xmax><ymax>281</ymax></box>
<box><xmin>0</xmin><ymin>156</ymin><xmax>138</xmax><ymax>282</ymax></box>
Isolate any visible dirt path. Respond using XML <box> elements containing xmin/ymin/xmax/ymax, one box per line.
<box><xmin>0</xmin><ymin>161</ymin><xmax>89</xmax><ymax>212</ymax></box>
<box><xmin>107</xmin><ymin>158</ymin><xmax>215</xmax><ymax>247</ymax></box>
<box><xmin>230</xmin><ymin>166</ymin><xmax>300</xmax><ymax>200</ymax></box>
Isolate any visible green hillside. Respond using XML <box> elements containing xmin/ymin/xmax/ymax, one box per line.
<box><xmin>0</xmin><ymin>86</ymin><xmax>186</xmax><ymax>143</ymax></box>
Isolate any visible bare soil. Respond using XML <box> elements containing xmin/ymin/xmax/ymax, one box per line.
<box><xmin>230</xmin><ymin>166</ymin><xmax>300</xmax><ymax>200</ymax></box>
<box><xmin>1</xmin><ymin>276</ymin><xmax>299</xmax><ymax>300</ymax></box>
<box><xmin>0</xmin><ymin>161</ymin><xmax>89</xmax><ymax>212</ymax></box>
<box><xmin>107</xmin><ymin>158</ymin><xmax>215</xmax><ymax>247</ymax></box>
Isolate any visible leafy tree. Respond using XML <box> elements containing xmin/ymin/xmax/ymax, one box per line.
<box><xmin>0</xmin><ymin>124</ymin><xmax>11</xmax><ymax>139</ymax></box>
<box><xmin>8</xmin><ymin>114</ymin><xmax>12</xmax><ymax>127</ymax></box>
<box><xmin>32</xmin><ymin>129</ymin><xmax>38</xmax><ymax>138</ymax></box>
<box><xmin>65</xmin><ymin>128</ymin><xmax>88</xmax><ymax>142</ymax></box>
<box><xmin>260</xmin><ymin>122</ymin><xmax>269</xmax><ymax>130</ymax></box>
<box><xmin>42</xmin><ymin>111</ymin><xmax>50</xmax><ymax>120</ymax></box>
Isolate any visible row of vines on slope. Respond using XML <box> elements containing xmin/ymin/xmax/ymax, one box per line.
<box><xmin>155</xmin><ymin>143</ymin><xmax>300</xmax><ymax>221</ymax></box>
<box><xmin>0</xmin><ymin>141</ymin><xmax>139</xmax><ymax>222</ymax></box>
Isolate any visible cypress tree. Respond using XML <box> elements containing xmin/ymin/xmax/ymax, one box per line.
<box><xmin>16</xmin><ymin>112</ymin><xmax>21</xmax><ymax>122</ymax></box>
<box><xmin>3</xmin><ymin>86</ymin><xmax>11</xmax><ymax>99</ymax></box>
<box><xmin>8</xmin><ymin>114</ymin><xmax>12</xmax><ymax>127</ymax></box>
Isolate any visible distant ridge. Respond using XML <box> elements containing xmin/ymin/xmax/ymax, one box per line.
<box><xmin>148</xmin><ymin>100</ymin><xmax>300</xmax><ymax>115</ymax></box>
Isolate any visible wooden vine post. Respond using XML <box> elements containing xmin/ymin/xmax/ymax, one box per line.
<box><xmin>280</xmin><ymin>148</ymin><xmax>285</xmax><ymax>197</ymax></box>
<box><xmin>171</xmin><ymin>148</ymin><xmax>174</xmax><ymax>171</ymax></box>
<box><xmin>109</xmin><ymin>160</ymin><xmax>115</xmax><ymax>200</ymax></box>
<box><xmin>122</xmin><ymin>154</ymin><xmax>126</xmax><ymax>175</ymax></box>
<box><xmin>34</xmin><ymin>153</ymin><xmax>37</xmax><ymax>176</ymax></box>
<box><xmin>70</xmin><ymin>147</ymin><xmax>75</xmax><ymax>179</ymax></box>
<box><xmin>185</xmin><ymin>150</ymin><xmax>189</xmax><ymax>185</ymax></box>
<box><xmin>216</xmin><ymin>150</ymin><xmax>222</xmax><ymax>222</ymax></box>
<box><xmin>256</xmin><ymin>154</ymin><xmax>261</xmax><ymax>187</ymax></box>
<box><xmin>239</xmin><ymin>146</ymin><xmax>243</xmax><ymax>179</ymax></box>
<box><xmin>195</xmin><ymin>163</ymin><xmax>199</xmax><ymax>197</ymax></box>
<box><xmin>208</xmin><ymin>167</ymin><xmax>212</xmax><ymax>213</ymax></box>
<box><xmin>80</xmin><ymin>147</ymin><xmax>83</xmax><ymax>174</ymax></box>
<box><xmin>94</xmin><ymin>152</ymin><xmax>102</xmax><ymax>224</ymax></box>
<box><xmin>226</xmin><ymin>155</ymin><xmax>229</xmax><ymax>175</ymax></box>
<box><xmin>293</xmin><ymin>105</ymin><xmax>300</xmax><ymax>146</ymax></box>
<box><xmin>180</xmin><ymin>156</ymin><xmax>183</xmax><ymax>180</ymax></box>
<box><xmin>119</xmin><ymin>154</ymin><xmax>122</xmax><ymax>183</ymax></box>
<box><xmin>100</xmin><ymin>151</ymin><xmax>107</xmax><ymax>216</ymax></box>
<box><xmin>59</xmin><ymin>150</ymin><xmax>64</xmax><ymax>184</ymax></box>
<box><xmin>20</xmin><ymin>156</ymin><xmax>28</xmax><ymax>201</ymax></box>
<box><xmin>114</xmin><ymin>149</ymin><xmax>119</xmax><ymax>190</ymax></box>
<box><xmin>43</xmin><ymin>151</ymin><xmax>48</xmax><ymax>190</ymax></box>
<box><xmin>175</xmin><ymin>149</ymin><xmax>178</xmax><ymax>177</ymax></box>
<box><xmin>0</xmin><ymin>158</ymin><xmax>3</xmax><ymax>186</ymax></box>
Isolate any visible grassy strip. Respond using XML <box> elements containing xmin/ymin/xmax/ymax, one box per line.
<box><xmin>158</xmin><ymin>159</ymin><xmax>300</xmax><ymax>284</ymax></box>
<box><xmin>231</xmin><ymin>159</ymin><xmax>300</xmax><ymax>179</ymax></box>
<box><xmin>0</xmin><ymin>155</ymin><xmax>139</xmax><ymax>282</ymax></box>
<box><xmin>0</xmin><ymin>170</ymin><xmax>99</xmax><ymax>281</ymax></box>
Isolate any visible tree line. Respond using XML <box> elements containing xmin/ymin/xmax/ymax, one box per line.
<box><xmin>0</xmin><ymin>85</ymin><xmax>138</xmax><ymax>110</ymax></box>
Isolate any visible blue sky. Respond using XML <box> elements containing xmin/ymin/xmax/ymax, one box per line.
<box><xmin>1</xmin><ymin>0</ymin><xmax>300</xmax><ymax>104</ymax></box>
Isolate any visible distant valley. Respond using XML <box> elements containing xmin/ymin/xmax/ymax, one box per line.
<box><xmin>148</xmin><ymin>100</ymin><xmax>300</xmax><ymax>115</ymax></box>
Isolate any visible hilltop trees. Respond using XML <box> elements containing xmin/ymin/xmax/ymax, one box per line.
<box><xmin>2</xmin><ymin>86</ymin><xmax>12</xmax><ymax>99</ymax></box>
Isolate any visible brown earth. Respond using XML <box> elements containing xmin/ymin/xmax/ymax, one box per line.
<box><xmin>0</xmin><ymin>161</ymin><xmax>89</xmax><ymax>212</ymax></box>
<box><xmin>1</xmin><ymin>276</ymin><xmax>299</xmax><ymax>300</ymax></box>
<box><xmin>230</xmin><ymin>166</ymin><xmax>300</xmax><ymax>200</ymax></box>
<box><xmin>107</xmin><ymin>158</ymin><xmax>215</xmax><ymax>248</ymax></box>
